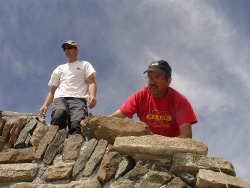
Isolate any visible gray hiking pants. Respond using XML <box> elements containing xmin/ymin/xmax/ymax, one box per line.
<box><xmin>50</xmin><ymin>97</ymin><xmax>88</xmax><ymax>135</ymax></box>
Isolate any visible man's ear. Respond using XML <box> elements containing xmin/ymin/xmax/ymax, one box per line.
<box><xmin>167</xmin><ymin>77</ymin><xmax>172</xmax><ymax>85</ymax></box>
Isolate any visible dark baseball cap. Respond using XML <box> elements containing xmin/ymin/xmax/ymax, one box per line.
<box><xmin>143</xmin><ymin>60</ymin><xmax>172</xmax><ymax>76</ymax></box>
<box><xmin>61</xmin><ymin>40</ymin><xmax>78</xmax><ymax>48</ymax></box>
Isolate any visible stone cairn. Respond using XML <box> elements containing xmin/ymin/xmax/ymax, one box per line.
<box><xmin>0</xmin><ymin>112</ymin><xmax>250</xmax><ymax>188</ymax></box>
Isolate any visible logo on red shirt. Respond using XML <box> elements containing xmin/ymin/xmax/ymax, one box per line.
<box><xmin>146</xmin><ymin>110</ymin><xmax>172</xmax><ymax>127</ymax></box>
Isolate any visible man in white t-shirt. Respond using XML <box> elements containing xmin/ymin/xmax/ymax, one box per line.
<box><xmin>39</xmin><ymin>40</ymin><xmax>97</xmax><ymax>136</ymax></box>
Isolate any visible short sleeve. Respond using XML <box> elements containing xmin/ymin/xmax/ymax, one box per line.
<box><xmin>83</xmin><ymin>61</ymin><xmax>96</xmax><ymax>79</ymax></box>
<box><xmin>48</xmin><ymin>65</ymin><xmax>63</xmax><ymax>87</ymax></box>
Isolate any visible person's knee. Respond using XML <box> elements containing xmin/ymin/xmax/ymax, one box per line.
<box><xmin>51</xmin><ymin>109</ymin><xmax>68</xmax><ymax>128</ymax></box>
<box><xmin>53</xmin><ymin>109</ymin><xmax>67</xmax><ymax>118</ymax></box>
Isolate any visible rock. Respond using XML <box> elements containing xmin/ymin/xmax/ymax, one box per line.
<box><xmin>110</xmin><ymin>179</ymin><xmax>134</xmax><ymax>188</ymax></box>
<box><xmin>0</xmin><ymin>117</ymin><xmax>28</xmax><ymax>151</ymax></box>
<box><xmin>0</xmin><ymin>118</ymin><xmax>7</xmax><ymax>135</ymax></box>
<box><xmin>127</xmin><ymin>161</ymin><xmax>150</xmax><ymax>181</ymax></box>
<box><xmin>82</xmin><ymin>139</ymin><xmax>108</xmax><ymax>177</ymax></box>
<box><xmin>72</xmin><ymin>139</ymin><xmax>98</xmax><ymax>179</ymax></box>
<box><xmin>62</xmin><ymin>134</ymin><xmax>84</xmax><ymax>161</ymax></box>
<box><xmin>115</xmin><ymin>155</ymin><xmax>136</xmax><ymax>179</ymax></box>
<box><xmin>0</xmin><ymin>163</ymin><xmax>38</xmax><ymax>182</ymax></box>
<box><xmin>196</xmin><ymin>169</ymin><xmax>250</xmax><ymax>188</ymax></box>
<box><xmin>10</xmin><ymin>182</ymin><xmax>37</xmax><ymax>188</ymax></box>
<box><xmin>139</xmin><ymin>169</ymin><xmax>173</xmax><ymax>187</ymax></box>
<box><xmin>34</xmin><ymin>125</ymin><xmax>59</xmax><ymax>160</ymax></box>
<box><xmin>178</xmin><ymin>171</ymin><xmax>196</xmax><ymax>185</ymax></box>
<box><xmin>0</xmin><ymin>147</ymin><xmax>35</xmax><ymax>163</ymax></box>
<box><xmin>14</xmin><ymin>118</ymin><xmax>38</xmax><ymax>149</ymax></box>
<box><xmin>30</xmin><ymin>121</ymin><xmax>48</xmax><ymax>148</ymax></box>
<box><xmin>170</xmin><ymin>152</ymin><xmax>236</xmax><ymax>176</ymax></box>
<box><xmin>43</xmin><ymin>129</ymin><xmax>69</xmax><ymax>165</ymax></box>
<box><xmin>9</xmin><ymin>116</ymin><xmax>31</xmax><ymax>148</ymax></box>
<box><xmin>162</xmin><ymin>177</ymin><xmax>187</xmax><ymax>188</ymax></box>
<box><xmin>114</xmin><ymin>135</ymin><xmax>208</xmax><ymax>159</ymax></box>
<box><xmin>81</xmin><ymin>115</ymin><xmax>152</xmax><ymax>144</ymax></box>
<box><xmin>97</xmin><ymin>145</ymin><xmax>122</xmax><ymax>184</ymax></box>
<box><xmin>42</xmin><ymin>164</ymin><xmax>74</xmax><ymax>182</ymax></box>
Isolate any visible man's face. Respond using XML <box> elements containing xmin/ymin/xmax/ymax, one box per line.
<box><xmin>146</xmin><ymin>71</ymin><xmax>171</xmax><ymax>98</ymax></box>
<box><xmin>63</xmin><ymin>45</ymin><xmax>78</xmax><ymax>61</ymax></box>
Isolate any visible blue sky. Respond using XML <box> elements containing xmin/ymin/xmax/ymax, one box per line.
<box><xmin>1</xmin><ymin>0</ymin><xmax>250</xmax><ymax>181</ymax></box>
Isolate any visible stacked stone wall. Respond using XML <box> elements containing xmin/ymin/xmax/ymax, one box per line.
<box><xmin>0</xmin><ymin>115</ymin><xmax>249</xmax><ymax>188</ymax></box>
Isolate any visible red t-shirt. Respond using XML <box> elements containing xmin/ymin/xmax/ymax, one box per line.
<box><xmin>119</xmin><ymin>87</ymin><xmax>197</xmax><ymax>137</ymax></box>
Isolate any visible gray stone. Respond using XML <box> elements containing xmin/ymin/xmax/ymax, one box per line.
<box><xmin>132</xmin><ymin>153</ymin><xmax>172</xmax><ymax>168</ymax></box>
<box><xmin>25</xmin><ymin>133</ymin><xmax>32</xmax><ymax>147</ymax></box>
<box><xmin>62</xmin><ymin>134</ymin><xmax>84</xmax><ymax>161</ymax></box>
<box><xmin>30</xmin><ymin>122</ymin><xmax>48</xmax><ymax>148</ymax></box>
<box><xmin>32</xmin><ymin>162</ymin><xmax>48</xmax><ymax>184</ymax></box>
<box><xmin>14</xmin><ymin>118</ymin><xmax>38</xmax><ymax>149</ymax></box>
<box><xmin>0</xmin><ymin>117</ymin><xmax>28</xmax><ymax>151</ymax></box>
<box><xmin>82</xmin><ymin>139</ymin><xmax>108</xmax><ymax>177</ymax></box>
<box><xmin>0</xmin><ymin>147</ymin><xmax>35</xmax><ymax>163</ymax></box>
<box><xmin>0</xmin><ymin>163</ymin><xmax>38</xmax><ymax>182</ymax></box>
<box><xmin>115</xmin><ymin>155</ymin><xmax>136</xmax><ymax>179</ymax></box>
<box><xmin>72</xmin><ymin>138</ymin><xmax>98</xmax><ymax>179</ymax></box>
<box><xmin>127</xmin><ymin>161</ymin><xmax>150</xmax><ymax>181</ymax></box>
<box><xmin>139</xmin><ymin>169</ymin><xmax>173</xmax><ymax>188</ymax></box>
<box><xmin>0</xmin><ymin>136</ymin><xmax>5</xmax><ymax>151</ymax></box>
<box><xmin>34</xmin><ymin>125</ymin><xmax>59</xmax><ymax>160</ymax></box>
<box><xmin>149</xmin><ymin>157</ymin><xmax>172</xmax><ymax>168</ymax></box>
<box><xmin>10</xmin><ymin>182</ymin><xmax>36</xmax><ymax>188</ymax></box>
<box><xmin>42</xmin><ymin>164</ymin><xmax>74</xmax><ymax>182</ymax></box>
<box><xmin>196</xmin><ymin>169</ymin><xmax>250</xmax><ymax>188</ymax></box>
<box><xmin>43</xmin><ymin>129</ymin><xmax>69</xmax><ymax>165</ymax></box>
<box><xmin>170</xmin><ymin>152</ymin><xmax>236</xmax><ymax>176</ymax></box>
<box><xmin>0</xmin><ymin>118</ymin><xmax>7</xmax><ymax>135</ymax></box>
<box><xmin>75</xmin><ymin>178</ymin><xmax>102</xmax><ymax>188</ymax></box>
<box><xmin>110</xmin><ymin>179</ymin><xmax>135</xmax><ymax>188</ymax></box>
<box><xmin>10</xmin><ymin>178</ymin><xmax>101</xmax><ymax>188</ymax></box>
<box><xmin>178</xmin><ymin>171</ymin><xmax>196</xmax><ymax>185</ymax></box>
<box><xmin>81</xmin><ymin>115</ymin><xmax>151</xmax><ymax>144</ymax></box>
<box><xmin>36</xmin><ymin>116</ymin><xmax>47</xmax><ymax>125</ymax></box>
<box><xmin>162</xmin><ymin>177</ymin><xmax>187</xmax><ymax>188</ymax></box>
<box><xmin>97</xmin><ymin>145</ymin><xmax>122</xmax><ymax>184</ymax></box>
<box><xmin>114</xmin><ymin>135</ymin><xmax>208</xmax><ymax>158</ymax></box>
<box><xmin>9</xmin><ymin>116</ymin><xmax>30</xmax><ymax>148</ymax></box>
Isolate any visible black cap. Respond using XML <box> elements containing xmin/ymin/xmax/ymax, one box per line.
<box><xmin>143</xmin><ymin>60</ymin><xmax>172</xmax><ymax>76</ymax></box>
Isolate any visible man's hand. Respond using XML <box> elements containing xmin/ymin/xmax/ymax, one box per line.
<box><xmin>109</xmin><ymin>110</ymin><xmax>127</xmax><ymax>119</ymax></box>
<box><xmin>38</xmin><ymin>86</ymin><xmax>57</xmax><ymax>118</ymax></box>
<box><xmin>39</xmin><ymin>105</ymin><xmax>48</xmax><ymax>118</ymax></box>
<box><xmin>87</xmin><ymin>94</ymin><xmax>96</xmax><ymax>109</ymax></box>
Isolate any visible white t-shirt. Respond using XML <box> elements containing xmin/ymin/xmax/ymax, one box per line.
<box><xmin>48</xmin><ymin>61</ymin><xmax>96</xmax><ymax>99</ymax></box>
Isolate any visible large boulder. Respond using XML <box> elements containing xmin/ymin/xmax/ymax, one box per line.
<box><xmin>80</xmin><ymin>115</ymin><xmax>152</xmax><ymax>144</ymax></box>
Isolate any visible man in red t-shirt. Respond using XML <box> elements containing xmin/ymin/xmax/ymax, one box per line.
<box><xmin>109</xmin><ymin>60</ymin><xmax>197</xmax><ymax>138</ymax></box>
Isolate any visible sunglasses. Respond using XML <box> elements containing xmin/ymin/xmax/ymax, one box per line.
<box><xmin>63</xmin><ymin>46</ymin><xmax>76</xmax><ymax>51</ymax></box>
